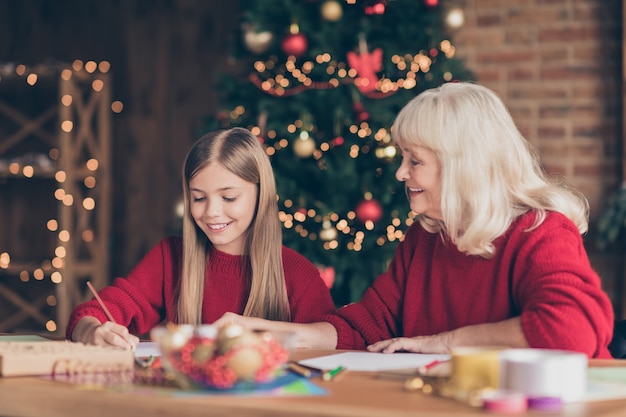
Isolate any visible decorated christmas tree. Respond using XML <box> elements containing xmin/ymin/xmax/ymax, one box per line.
<box><xmin>203</xmin><ymin>0</ymin><xmax>474</xmax><ymax>306</ymax></box>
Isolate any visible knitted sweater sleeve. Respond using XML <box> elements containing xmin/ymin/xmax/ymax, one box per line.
<box><xmin>512</xmin><ymin>213</ymin><xmax>614</xmax><ymax>358</ymax></box>
<box><xmin>282</xmin><ymin>247</ymin><xmax>336</xmax><ymax>323</ymax></box>
<box><xmin>65</xmin><ymin>237</ymin><xmax>179</xmax><ymax>339</ymax></box>
<box><xmin>324</xmin><ymin>228</ymin><xmax>415</xmax><ymax>350</ymax></box>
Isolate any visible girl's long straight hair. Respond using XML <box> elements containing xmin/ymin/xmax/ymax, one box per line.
<box><xmin>177</xmin><ymin>127</ymin><xmax>289</xmax><ymax>324</ymax></box>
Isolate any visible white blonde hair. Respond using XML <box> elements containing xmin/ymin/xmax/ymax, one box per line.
<box><xmin>392</xmin><ymin>82</ymin><xmax>589</xmax><ymax>258</ymax></box>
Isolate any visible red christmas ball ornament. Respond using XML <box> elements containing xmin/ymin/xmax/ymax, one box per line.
<box><xmin>365</xmin><ymin>2</ymin><xmax>386</xmax><ymax>15</ymax></box>
<box><xmin>316</xmin><ymin>265</ymin><xmax>335</xmax><ymax>289</ymax></box>
<box><xmin>355</xmin><ymin>199</ymin><xmax>383</xmax><ymax>223</ymax></box>
<box><xmin>281</xmin><ymin>33</ymin><xmax>308</xmax><ymax>57</ymax></box>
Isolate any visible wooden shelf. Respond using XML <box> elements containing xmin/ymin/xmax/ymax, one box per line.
<box><xmin>0</xmin><ymin>62</ymin><xmax>112</xmax><ymax>335</ymax></box>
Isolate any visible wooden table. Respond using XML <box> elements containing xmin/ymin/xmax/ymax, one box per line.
<box><xmin>1</xmin><ymin>350</ymin><xmax>626</xmax><ymax>417</ymax></box>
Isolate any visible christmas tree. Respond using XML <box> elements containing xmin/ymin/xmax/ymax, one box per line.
<box><xmin>203</xmin><ymin>0</ymin><xmax>474</xmax><ymax>306</ymax></box>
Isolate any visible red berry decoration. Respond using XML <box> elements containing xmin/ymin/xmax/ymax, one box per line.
<box><xmin>357</xmin><ymin>111</ymin><xmax>370</xmax><ymax>122</ymax></box>
<box><xmin>332</xmin><ymin>136</ymin><xmax>344</xmax><ymax>146</ymax></box>
<box><xmin>281</xmin><ymin>33</ymin><xmax>308</xmax><ymax>57</ymax></box>
<box><xmin>355</xmin><ymin>199</ymin><xmax>383</xmax><ymax>223</ymax></box>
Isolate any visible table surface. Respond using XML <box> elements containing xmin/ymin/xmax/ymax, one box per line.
<box><xmin>1</xmin><ymin>350</ymin><xmax>626</xmax><ymax>417</ymax></box>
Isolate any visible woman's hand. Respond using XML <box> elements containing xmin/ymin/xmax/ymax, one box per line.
<box><xmin>367</xmin><ymin>317</ymin><xmax>528</xmax><ymax>354</ymax></box>
<box><xmin>367</xmin><ymin>332</ymin><xmax>452</xmax><ymax>354</ymax></box>
<box><xmin>71</xmin><ymin>316</ymin><xmax>139</xmax><ymax>350</ymax></box>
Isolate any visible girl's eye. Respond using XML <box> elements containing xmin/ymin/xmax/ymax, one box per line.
<box><xmin>193</xmin><ymin>196</ymin><xmax>205</xmax><ymax>202</ymax></box>
<box><xmin>223</xmin><ymin>196</ymin><xmax>236</xmax><ymax>202</ymax></box>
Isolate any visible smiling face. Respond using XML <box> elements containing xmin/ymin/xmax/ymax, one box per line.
<box><xmin>188</xmin><ymin>162</ymin><xmax>258</xmax><ymax>255</ymax></box>
<box><xmin>395</xmin><ymin>145</ymin><xmax>443</xmax><ymax>220</ymax></box>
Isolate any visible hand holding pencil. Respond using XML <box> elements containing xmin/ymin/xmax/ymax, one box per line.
<box><xmin>70</xmin><ymin>282</ymin><xmax>139</xmax><ymax>350</ymax></box>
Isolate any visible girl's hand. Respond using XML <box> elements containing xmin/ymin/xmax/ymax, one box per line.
<box><xmin>212</xmin><ymin>312</ymin><xmax>264</xmax><ymax>330</ymax></box>
<box><xmin>91</xmin><ymin>321</ymin><xmax>140</xmax><ymax>350</ymax></box>
<box><xmin>72</xmin><ymin>316</ymin><xmax>139</xmax><ymax>350</ymax></box>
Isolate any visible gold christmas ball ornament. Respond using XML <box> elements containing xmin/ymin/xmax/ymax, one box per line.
<box><xmin>293</xmin><ymin>136</ymin><xmax>316</xmax><ymax>158</ymax></box>
<box><xmin>217</xmin><ymin>322</ymin><xmax>246</xmax><ymax>340</ymax></box>
<box><xmin>190</xmin><ymin>342</ymin><xmax>216</xmax><ymax>363</ymax></box>
<box><xmin>216</xmin><ymin>323</ymin><xmax>263</xmax><ymax>354</ymax></box>
<box><xmin>321</xmin><ymin>0</ymin><xmax>343</xmax><ymax>21</ymax></box>
<box><xmin>243</xmin><ymin>27</ymin><xmax>274</xmax><ymax>54</ymax></box>
<box><xmin>226</xmin><ymin>345</ymin><xmax>265</xmax><ymax>380</ymax></box>
<box><xmin>150</xmin><ymin>324</ymin><xmax>194</xmax><ymax>353</ymax></box>
<box><xmin>320</xmin><ymin>220</ymin><xmax>338</xmax><ymax>241</ymax></box>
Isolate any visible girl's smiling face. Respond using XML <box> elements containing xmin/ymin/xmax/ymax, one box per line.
<box><xmin>189</xmin><ymin>162</ymin><xmax>258</xmax><ymax>255</ymax></box>
<box><xmin>395</xmin><ymin>145</ymin><xmax>443</xmax><ymax>220</ymax></box>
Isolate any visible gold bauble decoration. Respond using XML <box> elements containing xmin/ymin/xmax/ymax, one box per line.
<box><xmin>151</xmin><ymin>324</ymin><xmax>194</xmax><ymax>353</ymax></box>
<box><xmin>190</xmin><ymin>342</ymin><xmax>216</xmax><ymax>363</ymax></box>
<box><xmin>293</xmin><ymin>136</ymin><xmax>316</xmax><ymax>158</ymax></box>
<box><xmin>243</xmin><ymin>27</ymin><xmax>274</xmax><ymax>54</ymax></box>
<box><xmin>226</xmin><ymin>345</ymin><xmax>265</xmax><ymax>380</ymax></box>
<box><xmin>216</xmin><ymin>323</ymin><xmax>263</xmax><ymax>355</ymax></box>
<box><xmin>321</xmin><ymin>0</ymin><xmax>343</xmax><ymax>22</ymax></box>
<box><xmin>320</xmin><ymin>220</ymin><xmax>338</xmax><ymax>241</ymax></box>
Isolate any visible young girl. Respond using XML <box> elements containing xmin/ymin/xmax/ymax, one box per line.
<box><xmin>67</xmin><ymin>127</ymin><xmax>335</xmax><ymax>349</ymax></box>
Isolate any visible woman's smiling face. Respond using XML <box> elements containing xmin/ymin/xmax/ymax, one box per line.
<box><xmin>395</xmin><ymin>145</ymin><xmax>442</xmax><ymax>220</ymax></box>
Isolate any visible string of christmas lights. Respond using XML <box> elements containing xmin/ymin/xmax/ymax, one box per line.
<box><xmin>0</xmin><ymin>60</ymin><xmax>117</xmax><ymax>333</ymax></box>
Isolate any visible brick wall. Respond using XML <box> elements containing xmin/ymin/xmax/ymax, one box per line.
<box><xmin>444</xmin><ymin>0</ymin><xmax>622</xmax><ymax>220</ymax></box>
<box><xmin>442</xmin><ymin>0</ymin><xmax>624</xmax><ymax>316</ymax></box>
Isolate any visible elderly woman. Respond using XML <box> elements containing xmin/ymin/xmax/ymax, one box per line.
<box><xmin>215</xmin><ymin>82</ymin><xmax>614</xmax><ymax>358</ymax></box>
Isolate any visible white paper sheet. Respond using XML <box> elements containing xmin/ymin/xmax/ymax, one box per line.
<box><xmin>297</xmin><ymin>351</ymin><xmax>450</xmax><ymax>372</ymax></box>
<box><xmin>134</xmin><ymin>341</ymin><xmax>161</xmax><ymax>358</ymax></box>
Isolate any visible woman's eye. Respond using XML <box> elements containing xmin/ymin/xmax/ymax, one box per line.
<box><xmin>223</xmin><ymin>196</ymin><xmax>236</xmax><ymax>202</ymax></box>
<box><xmin>410</xmin><ymin>159</ymin><xmax>421</xmax><ymax>166</ymax></box>
<box><xmin>193</xmin><ymin>196</ymin><xmax>205</xmax><ymax>202</ymax></box>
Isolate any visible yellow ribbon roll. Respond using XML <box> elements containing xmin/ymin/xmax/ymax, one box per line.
<box><xmin>450</xmin><ymin>346</ymin><xmax>505</xmax><ymax>394</ymax></box>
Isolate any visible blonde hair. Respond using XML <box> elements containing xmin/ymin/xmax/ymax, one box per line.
<box><xmin>392</xmin><ymin>82</ymin><xmax>589</xmax><ymax>258</ymax></box>
<box><xmin>178</xmin><ymin>127</ymin><xmax>290</xmax><ymax>324</ymax></box>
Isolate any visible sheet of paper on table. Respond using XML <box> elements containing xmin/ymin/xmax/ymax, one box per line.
<box><xmin>134</xmin><ymin>341</ymin><xmax>161</xmax><ymax>358</ymax></box>
<box><xmin>297</xmin><ymin>351</ymin><xmax>450</xmax><ymax>372</ymax></box>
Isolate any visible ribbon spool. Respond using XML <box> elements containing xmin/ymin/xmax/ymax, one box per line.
<box><xmin>500</xmin><ymin>349</ymin><xmax>587</xmax><ymax>403</ymax></box>
<box><xmin>450</xmin><ymin>347</ymin><xmax>505</xmax><ymax>395</ymax></box>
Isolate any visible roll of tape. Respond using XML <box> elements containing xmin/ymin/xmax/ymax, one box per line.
<box><xmin>482</xmin><ymin>389</ymin><xmax>528</xmax><ymax>413</ymax></box>
<box><xmin>450</xmin><ymin>347</ymin><xmax>504</xmax><ymax>393</ymax></box>
<box><xmin>500</xmin><ymin>349</ymin><xmax>587</xmax><ymax>403</ymax></box>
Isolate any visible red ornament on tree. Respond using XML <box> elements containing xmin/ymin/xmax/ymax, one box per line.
<box><xmin>281</xmin><ymin>33</ymin><xmax>308</xmax><ymax>57</ymax></box>
<box><xmin>316</xmin><ymin>265</ymin><xmax>335</xmax><ymax>289</ymax></box>
<box><xmin>347</xmin><ymin>34</ymin><xmax>383</xmax><ymax>94</ymax></box>
<box><xmin>332</xmin><ymin>136</ymin><xmax>344</xmax><ymax>146</ymax></box>
<box><xmin>357</xmin><ymin>111</ymin><xmax>370</xmax><ymax>122</ymax></box>
<box><xmin>364</xmin><ymin>1</ymin><xmax>386</xmax><ymax>15</ymax></box>
<box><xmin>355</xmin><ymin>199</ymin><xmax>383</xmax><ymax>223</ymax></box>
